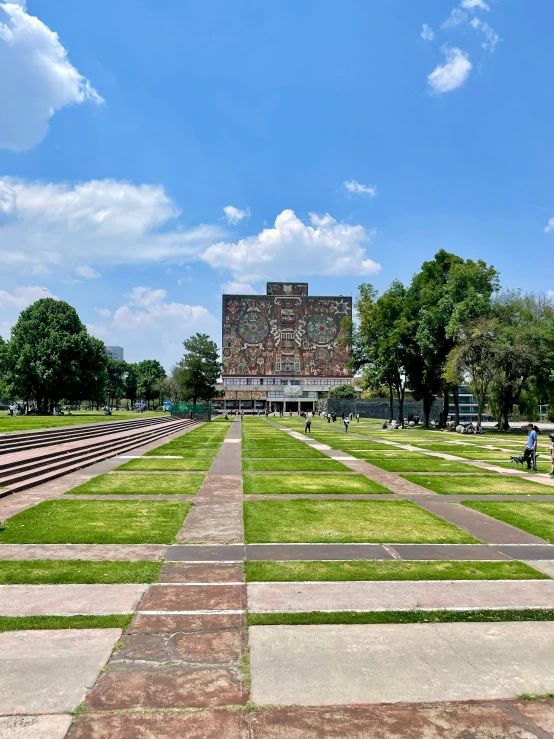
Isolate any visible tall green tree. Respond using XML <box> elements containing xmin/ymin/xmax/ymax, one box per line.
<box><xmin>124</xmin><ymin>363</ymin><xmax>138</xmax><ymax>407</ymax></box>
<box><xmin>106</xmin><ymin>359</ymin><xmax>128</xmax><ymax>408</ymax></box>
<box><xmin>327</xmin><ymin>384</ymin><xmax>357</xmax><ymax>399</ymax></box>
<box><xmin>176</xmin><ymin>333</ymin><xmax>221</xmax><ymax>405</ymax></box>
<box><xmin>4</xmin><ymin>298</ymin><xmax>107</xmax><ymax>412</ymax></box>
<box><xmin>136</xmin><ymin>359</ymin><xmax>166</xmax><ymax>409</ymax></box>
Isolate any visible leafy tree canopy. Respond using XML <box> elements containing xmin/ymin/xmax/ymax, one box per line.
<box><xmin>175</xmin><ymin>333</ymin><xmax>221</xmax><ymax>404</ymax></box>
<box><xmin>328</xmin><ymin>384</ymin><xmax>357</xmax><ymax>399</ymax></box>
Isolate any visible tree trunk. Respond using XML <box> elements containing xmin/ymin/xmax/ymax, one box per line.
<box><xmin>423</xmin><ymin>394</ymin><xmax>433</xmax><ymax>427</ymax></box>
<box><xmin>398</xmin><ymin>386</ymin><xmax>405</xmax><ymax>429</ymax></box>
<box><xmin>441</xmin><ymin>387</ymin><xmax>449</xmax><ymax>427</ymax></box>
<box><xmin>388</xmin><ymin>383</ymin><xmax>394</xmax><ymax>422</ymax></box>
<box><xmin>452</xmin><ymin>385</ymin><xmax>460</xmax><ymax>426</ymax></box>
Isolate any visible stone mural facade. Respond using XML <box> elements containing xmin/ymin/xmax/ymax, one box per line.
<box><xmin>222</xmin><ymin>283</ymin><xmax>352</xmax><ymax>378</ymax></box>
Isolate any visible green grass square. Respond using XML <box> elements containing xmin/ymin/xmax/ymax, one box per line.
<box><xmin>67</xmin><ymin>473</ymin><xmax>204</xmax><ymax>495</ymax></box>
<box><xmin>118</xmin><ymin>458</ymin><xmax>212</xmax><ymax>471</ymax></box>
<box><xmin>368</xmin><ymin>459</ymin><xmax>482</xmax><ymax>473</ymax></box>
<box><xmin>0</xmin><ymin>500</ymin><xmax>191</xmax><ymax>544</ymax></box>
<box><xmin>145</xmin><ymin>445</ymin><xmax>217</xmax><ymax>457</ymax></box>
<box><xmin>462</xmin><ymin>501</ymin><xmax>554</xmax><ymax>542</ymax></box>
<box><xmin>243</xmin><ymin>499</ymin><xmax>478</xmax><ymax>543</ymax></box>
<box><xmin>403</xmin><ymin>475</ymin><xmax>551</xmax><ymax>495</ymax></box>
<box><xmin>243</xmin><ymin>473</ymin><xmax>391</xmax><ymax>495</ymax></box>
<box><xmin>242</xmin><ymin>444</ymin><xmax>326</xmax><ymax>458</ymax></box>
<box><xmin>242</xmin><ymin>459</ymin><xmax>350</xmax><ymax>472</ymax></box>
<box><xmin>0</xmin><ymin>560</ymin><xmax>162</xmax><ymax>584</ymax></box>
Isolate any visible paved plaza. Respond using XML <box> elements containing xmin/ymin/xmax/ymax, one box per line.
<box><xmin>2</xmin><ymin>416</ymin><xmax>554</xmax><ymax>736</ymax></box>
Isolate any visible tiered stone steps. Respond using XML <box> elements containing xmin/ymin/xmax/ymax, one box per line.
<box><xmin>0</xmin><ymin>417</ymin><xmax>197</xmax><ymax>496</ymax></box>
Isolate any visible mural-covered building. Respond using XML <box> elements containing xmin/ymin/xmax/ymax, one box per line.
<box><xmin>218</xmin><ymin>282</ymin><xmax>353</xmax><ymax>413</ymax></box>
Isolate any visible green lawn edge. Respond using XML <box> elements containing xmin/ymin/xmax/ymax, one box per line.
<box><xmin>0</xmin><ymin>615</ymin><xmax>133</xmax><ymax>631</ymax></box>
<box><xmin>0</xmin><ymin>560</ymin><xmax>162</xmax><ymax>584</ymax></box>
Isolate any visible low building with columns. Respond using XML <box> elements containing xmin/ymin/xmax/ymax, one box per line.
<box><xmin>215</xmin><ymin>282</ymin><xmax>353</xmax><ymax>414</ymax></box>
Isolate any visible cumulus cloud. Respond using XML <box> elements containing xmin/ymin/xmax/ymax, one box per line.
<box><xmin>421</xmin><ymin>24</ymin><xmax>435</xmax><ymax>41</ymax></box>
<box><xmin>75</xmin><ymin>265</ymin><xmax>101</xmax><ymax>279</ymax></box>
<box><xmin>460</xmin><ymin>0</ymin><xmax>489</xmax><ymax>10</ymax></box>
<box><xmin>428</xmin><ymin>46</ymin><xmax>472</xmax><ymax>94</ymax></box>
<box><xmin>223</xmin><ymin>205</ymin><xmax>250</xmax><ymax>224</ymax></box>
<box><xmin>88</xmin><ymin>287</ymin><xmax>218</xmax><ymax>370</ymax></box>
<box><xmin>545</xmin><ymin>218</ymin><xmax>554</xmax><ymax>233</ymax></box>
<box><xmin>0</xmin><ymin>177</ymin><xmax>225</xmax><ymax>275</ymax></box>
<box><xmin>470</xmin><ymin>17</ymin><xmax>499</xmax><ymax>52</ymax></box>
<box><xmin>201</xmin><ymin>209</ymin><xmax>380</xmax><ymax>282</ymax></box>
<box><xmin>0</xmin><ymin>1</ymin><xmax>103</xmax><ymax>150</ymax></box>
<box><xmin>0</xmin><ymin>284</ymin><xmax>56</xmax><ymax>339</ymax></box>
<box><xmin>343</xmin><ymin>180</ymin><xmax>377</xmax><ymax>196</ymax></box>
<box><xmin>221</xmin><ymin>281</ymin><xmax>258</xmax><ymax>295</ymax></box>
<box><xmin>441</xmin><ymin>9</ymin><xmax>468</xmax><ymax>29</ymax></box>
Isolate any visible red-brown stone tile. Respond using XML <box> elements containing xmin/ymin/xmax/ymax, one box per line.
<box><xmin>171</xmin><ymin>630</ymin><xmax>245</xmax><ymax>663</ymax></box>
<box><xmin>159</xmin><ymin>562</ymin><xmax>244</xmax><ymax>583</ymax></box>
<box><xmin>128</xmin><ymin>613</ymin><xmax>245</xmax><ymax>633</ymax></box>
<box><xmin>139</xmin><ymin>584</ymin><xmax>246</xmax><ymax>611</ymax></box>
<box><xmin>249</xmin><ymin>702</ymin><xmax>541</xmax><ymax>738</ymax></box>
<box><xmin>86</xmin><ymin>668</ymin><xmax>246</xmax><ymax>709</ymax></box>
<box><xmin>69</xmin><ymin>710</ymin><xmax>248</xmax><ymax>739</ymax></box>
<box><xmin>511</xmin><ymin>700</ymin><xmax>554</xmax><ymax>734</ymax></box>
<box><xmin>110</xmin><ymin>634</ymin><xmax>169</xmax><ymax>664</ymax></box>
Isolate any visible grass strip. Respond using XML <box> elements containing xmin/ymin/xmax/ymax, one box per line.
<box><xmin>145</xmin><ymin>447</ymin><xmax>217</xmax><ymax>457</ymax></box>
<box><xmin>243</xmin><ymin>473</ymin><xmax>391</xmax><ymax>495</ymax></box>
<box><xmin>118</xmin><ymin>458</ymin><xmax>212</xmax><ymax>471</ymax></box>
<box><xmin>68</xmin><ymin>473</ymin><xmax>204</xmax><ymax>495</ymax></box>
<box><xmin>0</xmin><ymin>500</ymin><xmax>191</xmax><ymax>544</ymax></box>
<box><xmin>0</xmin><ymin>560</ymin><xmax>162</xmax><ymax>584</ymax></box>
<box><xmin>366</xmin><ymin>459</ymin><xmax>481</xmax><ymax>472</ymax></box>
<box><xmin>244</xmin><ymin>499</ymin><xmax>478</xmax><ymax>544</ymax></box>
<box><xmin>403</xmin><ymin>475</ymin><xmax>551</xmax><ymax>496</ymax></box>
<box><xmin>247</xmin><ymin>609</ymin><xmax>554</xmax><ymax>626</ymax></box>
<box><xmin>462</xmin><ymin>501</ymin><xmax>554</xmax><ymax>543</ymax></box>
<box><xmin>242</xmin><ymin>459</ymin><xmax>350</xmax><ymax>472</ymax></box>
<box><xmin>0</xmin><ymin>615</ymin><xmax>133</xmax><ymax>631</ymax></box>
<box><xmin>245</xmin><ymin>559</ymin><xmax>546</xmax><ymax>582</ymax></box>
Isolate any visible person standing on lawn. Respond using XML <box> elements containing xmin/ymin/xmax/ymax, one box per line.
<box><xmin>305</xmin><ymin>415</ymin><xmax>312</xmax><ymax>434</ymax></box>
<box><xmin>547</xmin><ymin>432</ymin><xmax>554</xmax><ymax>478</ymax></box>
<box><xmin>523</xmin><ymin>422</ymin><xmax>538</xmax><ymax>470</ymax></box>
<box><xmin>344</xmin><ymin>417</ymin><xmax>350</xmax><ymax>434</ymax></box>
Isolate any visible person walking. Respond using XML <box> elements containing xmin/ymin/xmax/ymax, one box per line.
<box><xmin>305</xmin><ymin>416</ymin><xmax>312</xmax><ymax>434</ymax></box>
<box><xmin>327</xmin><ymin>413</ymin><xmax>331</xmax><ymax>423</ymax></box>
<box><xmin>356</xmin><ymin>413</ymin><xmax>360</xmax><ymax>423</ymax></box>
<box><xmin>547</xmin><ymin>432</ymin><xmax>554</xmax><ymax>478</ymax></box>
<box><xmin>523</xmin><ymin>423</ymin><xmax>538</xmax><ymax>470</ymax></box>
<box><xmin>344</xmin><ymin>417</ymin><xmax>350</xmax><ymax>434</ymax></box>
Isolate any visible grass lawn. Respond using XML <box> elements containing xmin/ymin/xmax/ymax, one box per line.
<box><xmin>248</xmin><ymin>609</ymin><xmax>554</xmax><ymax>626</ymax></box>
<box><xmin>451</xmin><ymin>453</ymin><xmax>517</xmax><ymax>461</ymax></box>
<box><xmin>67</xmin><ymin>473</ymin><xmax>204</xmax><ymax>495</ymax></box>
<box><xmin>118</xmin><ymin>458</ymin><xmax>212</xmax><ymax>471</ymax></box>
<box><xmin>242</xmin><ymin>459</ymin><xmax>350</xmax><ymax>472</ymax></box>
<box><xmin>0</xmin><ymin>411</ymin><xmax>162</xmax><ymax>433</ymax></box>
<box><xmin>246</xmin><ymin>559</ymin><xmax>546</xmax><ymax>582</ymax></box>
<box><xmin>0</xmin><ymin>615</ymin><xmax>133</xmax><ymax>631</ymax></box>
<box><xmin>243</xmin><ymin>499</ymin><xmax>478</xmax><ymax>543</ymax></box>
<box><xmin>492</xmin><ymin>461</ymin><xmax>553</xmax><ymax>473</ymax></box>
<box><xmin>0</xmin><ymin>560</ymin><xmax>162</xmax><ymax>584</ymax></box>
<box><xmin>462</xmin><ymin>501</ymin><xmax>554</xmax><ymax>543</ymax></box>
<box><xmin>242</xmin><ymin>445</ymin><xmax>327</xmax><ymax>458</ymax></box>
<box><xmin>145</xmin><ymin>446</ymin><xmax>217</xmax><ymax>457</ymax></box>
<box><xmin>0</xmin><ymin>500</ymin><xmax>191</xmax><ymax>543</ymax></box>
<box><xmin>243</xmin><ymin>473</ymin><xmax>391</xmax><ymax>495</ymax></box>
<box><xmin>403</xmin><ymin>474</ymin><xmax>551</xmax><ymax>495</ymax></box>
<box><xmin>366</xmin><ymin>459</ymin><xmax>481</xmax><ymax>472</ymax></box>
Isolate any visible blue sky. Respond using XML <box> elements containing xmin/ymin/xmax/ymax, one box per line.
<box><xmin>1</xmin><ymin>0</ymin><xmax>553</xmax><ymax>368</ymax></box>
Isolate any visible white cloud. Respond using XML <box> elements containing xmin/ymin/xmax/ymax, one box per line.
<box><xmin>470</xmin><ymin>18</ymin><xmax>499</xmax><ymax>52</ymax></box>
<box><xmin>343</xmin><ymin>180</ymin><xmax>377</xmax><ymax>196</ymax></box>
<box><xmin>548</xmin><ymin>290</ymin><xmax>554</xmax><ymax>300</ymax></box>
<box><xmin>223</xmin><ymin>205</ymin><xmax>250</xmax><ymax>224</ymax></box>
<box><xmin>428</xmin><ymin>46</ymin><xmax>472</xmax><ymax>94</ymax></box>
<box><xmin>221</xmin><ymin>281</ymin><xmax>257</xmax><ymax>295</ymax></box>
<box><xmin>201</xmin><ymin>209</ymin><xmax>380</xmax><ymax>282</ymax></box>
<box><xmin>421</xmin><ymin>24</ymin><xmax>435</xmax><ymax>41</ymax></box>
<box><xmin>0</xmin><ymin>284</ymin><xmax>56</xmax><ymax>339</ymax></box>
<box><xmin>0</xmin><ymin>177</ymin><xmax>225</xmax><ymax>275</ymax></box>
<box><xmin>545</xmin><ymin>218</ymin><xmax>554</xmax><ymax>233</ymax></box>
<box><xmin>88</xmin><ymin>287</ymin><xmax>218</xmax><ymax>370</ymax></box>
<box><xmin>0</xmin><ymin>1</ymin><xmax>103</xmax><ymax>150</ymax></box>
<box><xmin>460</xmin><ymin>0</ymin><xmax>489</xmax><ymax>10</ymax></box>
<box><xmin>441</xmin><ymin>9</ymin><xmax>468</xmax><ymax>29</ymax></box>
<box><xmin>75</xmin><ymin>265</ymin><xmax>101</xmax><ymax>279</ymax></box>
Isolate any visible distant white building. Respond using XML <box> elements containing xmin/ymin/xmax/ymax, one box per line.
<box><xmin>105</xmin><ymin>346</ymin><xmax>124</xmax><ymax>361</ymax></box>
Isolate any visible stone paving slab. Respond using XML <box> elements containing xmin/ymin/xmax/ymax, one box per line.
<box><xmin>247</xmin><ymin>580</ymin><xmax>554</xmax><ymax>613</ymax></box>
<box><xmin>0</xmin><ymin>584</ymin><xmax>147</xmax><ymax>616</ymax></box>
<box><xmin>111</xmin><ymin>630</ymin><xmax>245</xmax><ymax>664</ymax></box>
<box><xmin>523</xmin><ymin>561</ymin><xmax>554</xmax><ymax>577</ymax></box>
<box><xmin>139</xmin><ymin>583</ymin><xmax>246</xmax><ymax>612</ymax></box>
<box><xmin>245</xmin><ymin>493</ymin><xmax>399</xmax><ymax>500</ymax></box>
<box><xmin>69</xmin><ymin>711</ymin><xmax>248</xmax><ymax>739</ymax></box>
<box><xmin>249</xmin><ymin>622</ymin><xmax>554</xmax><ymax>705</ymax></box>
<box><xmin>166</xmin><ymin>544</ymin><xmax>245</xmax><ymax>561</ymax></box>
<box><xmin>246</xmin><ymin>543</ymin><xmax>393</xmax><ymax>561</ymax></box>
<box><xmin>494</xmin><ymin>545</ymin><xmax>554</xmax><ymax>560</ymax></box>
<box><xmin>0</xmin><ymin>629</ymin><xmax>121</xmax><ymax>713</ymax></box>
<box><xmin>0</xmin><ymin>544</ymin><xmax>168</xmax><ymax>560</ymax></box>
<box><xmin>513</xmin><ymin>700</ymin><xmax>554</xmax><ymax>736</ymax></box>
<box><xmin>86</xmin><ymin>667</ymin><xmax>247</xmax><ymax>709</ymax></box>
<box><xmin>159</xmin><ymin>562</ymin><xmax>245</xmax><ymax>582</ymax></box>
<box><xmin>128</xmin><ymin>612</ymin><xmax>245</xmax><ymax>633</ymax></box>
<box><xmin>248</xmin><ymin>702</ymin><xmax>554</xmax><ymax>738</ymax></box>
<box><xmin>176</xmin><ymin>474</ymin><xmax>243</xmax><ymax>544</ymax></box>
<box><xmin>0</xmin><ymin>715</ymin><xmax>72</xmax><ymax>739</ymax></box>
<box><xmin>390</xmin><ymin>544</ymin><xmax>511</xmax><ymax>560</ymax></box>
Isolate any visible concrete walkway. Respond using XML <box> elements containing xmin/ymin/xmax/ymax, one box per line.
<box><xmin>249</xmin><ymin>622</ymin><xmax>554</xmax><ymax>705</ymax></box>
<box><xmin>0</xmin><ymin>584</ymin><xmax>147</xmax><ymax>616</ymax></box>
